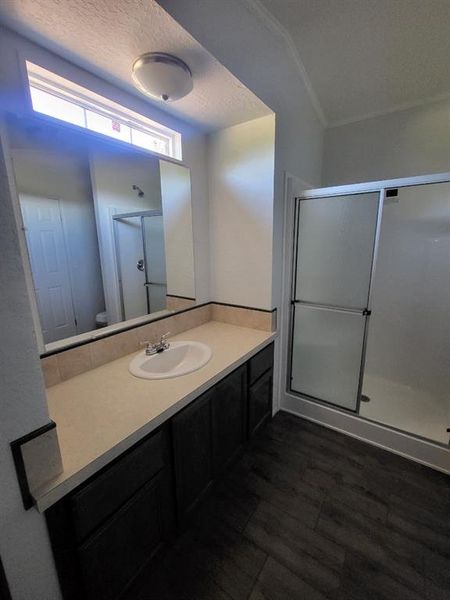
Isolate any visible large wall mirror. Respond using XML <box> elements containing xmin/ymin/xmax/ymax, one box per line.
<box><xmin>6</xmin><ymin>115</ymin><xmax>196</xmax><ymax>353</ymax></box>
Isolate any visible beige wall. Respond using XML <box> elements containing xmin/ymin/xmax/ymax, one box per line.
<box><xmin>207</xmin><ymin>114</ymin><xmax>275</xmax><ymax>309</ymax></box>
<box><xmin>323</xmin><ymin>98</ymin><xmax>450</xmax><ymax>185</ymax></box>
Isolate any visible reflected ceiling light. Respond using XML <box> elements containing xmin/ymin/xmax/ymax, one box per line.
<box><xmin>132</xmin><ymin>53</ymin><xmax>193</xmax><ymax>102</ymax></box>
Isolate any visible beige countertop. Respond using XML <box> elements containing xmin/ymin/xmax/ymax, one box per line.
<box><xmin>34</xmin><ymin>321</ymin><xmax>276</xmax><ymax>511</ymax></box>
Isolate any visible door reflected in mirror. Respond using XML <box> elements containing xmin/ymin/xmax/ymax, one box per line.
<box><xmin>7</xmin><ymin>115</ymin><xmax>196</xmax><ymax>351</ymax></box>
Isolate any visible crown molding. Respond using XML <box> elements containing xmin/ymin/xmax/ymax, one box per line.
<box><xmin>328</xmin><ymin>89</ymin><xmax>450</xmax><ymax>129</ymax></box>
<box><xmin>244</xmin><ymin>0</ymin><xmax>327</xmax><ymax>127</ymax></box>
<box><xmin>244</xmin><ymin>1</ymin><xmax>450</xmax><ymax>131</ymax></box>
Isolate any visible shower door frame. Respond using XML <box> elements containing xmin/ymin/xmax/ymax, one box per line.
<box><xmin>289</xmin><ymin>189</ymin><xmax>384</xmax><ymax>413</ymax></box>
<box><xmin>112</xmin><ymin>209</ymin><xmax>163</xmax><ymax>320</ymax></box>
<box><xmin>286</xmin><ymin>171</ymin><xmax>450</xmax><ymax>437</ymax></box>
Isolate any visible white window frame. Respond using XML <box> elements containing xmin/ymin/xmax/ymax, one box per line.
<box><xmin>25</xmin><ymin>62</ymin><xmax>183</xmax><ymax>160</ymax></box>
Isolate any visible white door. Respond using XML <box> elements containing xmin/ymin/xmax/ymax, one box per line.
<box><xmin>20</xmin><ymin>195</ymin><xmax>77</xmax><ymax>343</ymax></box>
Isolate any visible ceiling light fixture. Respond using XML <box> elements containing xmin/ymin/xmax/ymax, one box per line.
<box><xmin>132</xmin><ymin>53</ymin><xmax>193</xmax><ymax>102</ymax></box>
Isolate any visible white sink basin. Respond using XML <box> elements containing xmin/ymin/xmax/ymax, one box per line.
<box><xmin>129</xmin><ymin>341</ymin><xmax>212</xmax><ymax>380</ymax></box>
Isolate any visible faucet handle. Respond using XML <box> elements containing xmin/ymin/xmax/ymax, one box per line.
<box><xmin>140</xmin><ymin>340</ymin><xmax>155</xmax><ymax>350</ymax></box>
<box><xmin>160</xmin><ymin>332</ymin><xmax>171</xmax><ymax>349</ymax></box>
<box><xmin>140</xmin><ymin>340</ymin><xmax>157</xmax><ymax>356</ymax></box>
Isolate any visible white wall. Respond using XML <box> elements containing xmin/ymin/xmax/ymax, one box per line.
<box><xmin>323</xmin><ymin>98</ymin><xmax>450</xmax><ymax>186</ymax></box>
<box><xmin>11</xmin><ymin>147</ymin><xmax>105</xmax><ymax>334</ymax></box>
<box><xmin>0</xmin><ymin>134</ymin><xmax>62</xmax><ymax>599</ymax></box>
<box><xmin>207</xmin><ymin>114</ymin><xmax>275</xmax><ymax>308</ymax></box>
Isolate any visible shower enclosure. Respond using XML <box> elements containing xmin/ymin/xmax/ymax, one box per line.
<box><xmin>113</xmin><ymin>210</ymin><xmax>167</xmax><ymax>320</ymax></box>
<box><xmin>289</xmin><ymin>177</ymin><xmax>450</xmax><ymax>446</ymax></box>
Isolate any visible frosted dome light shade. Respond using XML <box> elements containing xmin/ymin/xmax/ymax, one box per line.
<box><xmin>132</xmin><ymin>53</ymin><xmax>193</xmax><ymax>102</ymax></box>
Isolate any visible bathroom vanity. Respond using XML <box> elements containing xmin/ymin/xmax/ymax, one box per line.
<box><xmin>40</xmin><ymin>323</ymin><xmax>274</xmax><ymax>600</ymax></box>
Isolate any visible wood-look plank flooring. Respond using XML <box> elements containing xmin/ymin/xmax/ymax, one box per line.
<box><xmin>126</xmin><ymin>411</ymin><xmax>450</xmax><ymax>600</ymax></box>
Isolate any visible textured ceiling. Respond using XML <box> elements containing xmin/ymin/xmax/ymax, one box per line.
<box><xmin>0</xmin><ymin>0</ymin><xmax>271</xmax><ymax>131</ymax></box>
<box><xmin>258</xmin><ymin>0</ymin><xmax>450</xmax><ymax>126</ymax></box>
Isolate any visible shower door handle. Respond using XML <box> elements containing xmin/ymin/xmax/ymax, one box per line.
<box><xmin>136</xmin><ymin>259</ymin><xmax>145</xmax><ymax>271</ymax></box>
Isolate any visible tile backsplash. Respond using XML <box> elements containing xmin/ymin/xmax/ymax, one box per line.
<box><xmin>41</xmin><ymin>303</ymin><xmax>276</xmax><ymax>387</ymax></box>
<box><xmin>166</xmin><ymin>296</ymin><xmax>196</xmax><ymax>311</ymax></box>
<box><xmin>42</xmin><ymin>305</ymin><xmax>211</xmax><ymax>387</ymax></box>
<box><xmin>210</xmin><ymin>303</ymin><xmax>275</xmax><ymax>332</ymax></box>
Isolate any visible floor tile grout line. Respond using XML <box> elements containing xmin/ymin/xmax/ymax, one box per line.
<box><xmin>245</xmin><ymin>554</ymin><xmax>269</xmax><ymax>600</ymax></box>
<box><xmin>241</xmin><ymin>517</ymin><xmax>347</xmax><ymax>582</ymax></box>
<box><xmin>313</xmin><ymin>492</ymin><xmax>327</xmax><ymax>531</ymax></box>
<box><xmin>246</xmin><ymin>490</ymin><xmax>322</xmax><ymax>534</ymax></box>
<box><xmin>239</xmin><ymin>495</ymin><xmax>260</xmax><ymax>533</ymax></box>
<box><xmin>330</xmin><ymin>547</ymin><xmax>349</xmax><ymax>599</ymax></box>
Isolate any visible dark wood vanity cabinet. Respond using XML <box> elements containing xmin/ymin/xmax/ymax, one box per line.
<box><xmin>248</xmin><ymin>344</ymin><xmax>274</xmax><ymax>436</ymax></box>
<box><xmin>46</xmin><ymin>344</ymin><xmax>274</xmax><ymax>600</ymax></box>
<box><xmin>46</xmin><ymin>425</ymin><xmax>175</xmax><ymax>600</ymax></box>
<box><xmin>172</xmin><ymin>364</ymin><xmax>247</xmax><ymax>525</ymax></box>
<box><xmin>76</xmin><ymin>473</ymin><xmax>169</xmax><ymax>600</ymax></box>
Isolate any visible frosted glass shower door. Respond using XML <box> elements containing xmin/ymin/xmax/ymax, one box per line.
<box><xmin>291</xmin><ymin>192</ymin><xmax>380</xmax><ymax>410</ymax></box>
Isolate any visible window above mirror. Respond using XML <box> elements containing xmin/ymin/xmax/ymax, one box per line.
<box><xmin>26</xmin><ymin>62</ymin><xmax>183</xmax><ymax>160</ymax></box>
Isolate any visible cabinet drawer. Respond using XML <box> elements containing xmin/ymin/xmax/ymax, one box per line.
<box><xmin>70</xmin><ymin>427</ymin><xmax>167</xmax><ymax>541</ymax></box>
<box><xmin>78</xmin><ymin>475</ymin><xmax>166</xmax><ymax>600</ymax></box>
<box><xmin>248</xmin><ymin>343</ymin><xmax>274</xmax><ymax>385</ymax></box>
<box><xmin>248</xmin><ymin>368</ymin><xmax>273</xmax><ymax>437</ymax></box>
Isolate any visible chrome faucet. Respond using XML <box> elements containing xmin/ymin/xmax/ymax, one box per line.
<box><xmin>140</xmin><ymin>332</ymin><xmax>171</xmax><ymax>356</ymax></box>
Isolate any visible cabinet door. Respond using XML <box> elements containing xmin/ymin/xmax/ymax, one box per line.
<box><xmin>212</xmin><ymin>365</ymin><xmax>247</xmax><ymax>476</ymax></box>
<box><xmin>78</xmin><ymin>472</ymin><xmax>171</xmax><ymax>600</ymax></box>
<box><xmin>70</xmin><ymin>428</ymin><xmax>167</xmax><ymax>542</ymax></box>
<box><xmin>249</xmin><ymin>343</ymin><xmax>274</xmax><ymax>385</ymax></box>
<box><xmin>172</xmin><ymin>390</ymin><xmax>213</xmax><ymax>524</ymax></box>
<box><xmin>248</xmin><ymin>368</ymin><xmax>273</xmax><ymax>437</ymax></box>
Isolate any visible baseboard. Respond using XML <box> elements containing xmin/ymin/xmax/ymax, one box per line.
<box><xmin>280</xmin><ymin>393</ymin><xmax>450</xmax><ymax>475</ymax></box>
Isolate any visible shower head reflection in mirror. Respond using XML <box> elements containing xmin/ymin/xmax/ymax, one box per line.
<box><xmin>6</xmin><ymin>114</ymin><xmax>196</xmax><ymax>354</ymax></box>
